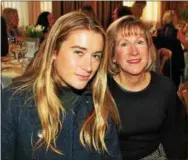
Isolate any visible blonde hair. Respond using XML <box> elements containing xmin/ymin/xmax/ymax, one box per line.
<box><xmin>2</xmin><ymin>8</ymin><xmax>18</xmax><ymax>30</ymax></box>
<box><xmin>162</xmin><ymin>10</ymin><xmax>174</xmax><ymax>26</ymax></box>
<box><xmin>107</xmin><ymin>15</ymin><xmax>156</xmax><ymax>75</ymax></box>
<box><xmin>13</xmin><ymin>11</ymin><xmax>120</xmax><ymax>154</ymax></box>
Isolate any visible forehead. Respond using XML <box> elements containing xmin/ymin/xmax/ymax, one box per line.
<box><xmin>116</xmin><ymin>25</ymin><xmax>145</xmax><ymax>40</ymax></box>
<box><xmin>62</xmin><ymin>29</ymin><xmax>104</xmax><ymax>49</ymax></box>
<box><xmin>66</xmin><ymin>29</ymin><xmax>102</xmax><ymax>40</ymax></box>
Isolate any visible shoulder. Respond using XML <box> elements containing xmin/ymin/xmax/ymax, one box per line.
<box><xmin>151</xmin><ymin>71</ymin><xmax>176</xmax><ymax>93</ymax></box>
<box><xmin>107</xmin><ymin>74</ymin><xmax>116</xmax><ymax>88</ymax></box>
<box><xmin>2</xmin><ymin>85</ymin><xmax>35</xmax><ymax>111</ymax></box>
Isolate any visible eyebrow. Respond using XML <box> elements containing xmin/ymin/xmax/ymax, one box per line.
<box><xmin>71</xmin><ymin>46</ymin><xmax>87</xmax><ymax>50</ymax></box>
<box><xmin>71</xmin><ymin>45</ymin><xmax>103</xmax><ymax>54</ymax></box>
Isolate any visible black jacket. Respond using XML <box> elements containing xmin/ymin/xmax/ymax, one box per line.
<box><xmin>2</xmin><ymin>86</ymin><xmax>122</xmax><ymax>160</ymax></box>
<box><xmin>1</xmin><ymin>16</ymin><xmax>9</xmax><ymax>57</ymax></box>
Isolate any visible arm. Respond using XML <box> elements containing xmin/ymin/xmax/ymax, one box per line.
<box><xmin>103</xmin><ymin>119</ymin><xmax>122</xmax><ymax>160</ymax></box>
<box><xmin>161</xmin><ymin>82</ymin><xmax>186</xmax><ymax>159</ymax></box>
<box><xmin>2</xmin><ymin>88</ymin><xmax>18</xmax><ymax>160</ymax></box>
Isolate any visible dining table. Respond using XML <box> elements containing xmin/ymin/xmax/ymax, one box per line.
<box><xmin>1</xmin><ymin>56</ymin><xmax>30</xmax><ymax>89</ymax></box>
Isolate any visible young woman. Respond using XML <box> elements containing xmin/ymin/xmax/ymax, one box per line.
<box><xmin>107</xmin><ymin>16</ymin><xmax>185</xmax><ymax>160</ymax></box>
<box><xmin>2</xmin><ymin>11</ymin><xmax>122</xmax><ymax>160</ymax></box>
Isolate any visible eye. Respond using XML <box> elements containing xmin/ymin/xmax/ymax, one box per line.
<box><xmin>120</xmin><ymin>42</ymin><xmax>128</xmax><ymax>47</ymax></box>
<box><xmin>137</xmin><ymin>40</ymin><xmax>145</xmax><ymax>45</ymax></box>
<box><xmin>74</xmin><ymin>50</ymin><xmax>83</xmax><ymax>56</ymax></box>
<box><xmin>92</xmin><ymin>53</ymin><xmax>102</xmax><ymax>61</ymax></box>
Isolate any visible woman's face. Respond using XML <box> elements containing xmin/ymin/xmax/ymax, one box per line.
<box><xmin>47</xmin><ymin>13</ymin><xmax>55</xmax><ymax>28</ymax></box>
<box><xmin>114</xmin><ymin>33</ymin><xmax>149</xmax><ymax>76</ymax></box>
<box><xmin>10</xmin><ymin>12</ymin><xmax>19</xmax><ymax>27</ymax></box>
<box><xmin>54</xmin><ymin>29</ymin><xmax>104</xmax><ymax>90</ymax></box>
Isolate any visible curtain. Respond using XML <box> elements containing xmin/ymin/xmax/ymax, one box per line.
<box><xmin>52</xmin><ymin>1</ymin><xmax>61</xmax><ymax>20</ymax></box>
<box><xmin>96</xmin><ymin>1</ymin><xmax>122</xmax><ymax>29</ymax></box>
<box><xmin>61</xmin><ymin>1</ymin><xmax>84</xmax><ymax>15</ymax></box>
<box><xmin>28</xmin><ymin>2</ymin><xmax>41</xmax><ymax>26</ymax></box>
<box><xmin>60</xmin><ymin>1</ymin><xmax>122</xmax><ymax>30</ymax></box>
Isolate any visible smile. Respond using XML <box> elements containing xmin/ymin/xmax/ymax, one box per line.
<box><xmin>127</xmin><ymin>59</ymin><xmax>141</xmax><ymax>64</ymax></box>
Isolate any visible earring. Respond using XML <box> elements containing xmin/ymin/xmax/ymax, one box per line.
<box><xmin>112</xmin><ymin>58</ymin><xmax>116</xmax><ymax>64</ymax></box>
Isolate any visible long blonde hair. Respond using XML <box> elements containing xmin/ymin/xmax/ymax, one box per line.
<box><xmin>13</xmin><ymin>11</ymin><xmax>120</xmax><ymax>154</ymax></box>
<box><xmin>107</xmin><ymin>15</ymin><xmax>156</xmax><ymax>75</ymax></box>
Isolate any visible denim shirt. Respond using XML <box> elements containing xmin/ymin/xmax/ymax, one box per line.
<box><xmin>2</xmin><ymin>86</ymin><xmax>122</xmax><ymax>160</ymax></box>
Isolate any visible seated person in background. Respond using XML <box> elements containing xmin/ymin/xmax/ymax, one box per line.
<box><xmin>178</xmin><ymin>81</ymin><xmax>188</xmax><ymax>114</ymax></box>
<box><xmin>2</xmin><ymin>8</ymin><xmax>23</xmax><ymax>43</ymax></box>
<box><xmin>36</xmin><ymin>11</ymin><xmax>55</xmax><ymax>42</ymax></box>
<box><xmin>1</xmin><ymin>16</ymin><xmax>9</xmax><ymax>57</ymax></box>
<box><xmin>107</xmin><ymin>15</ymin><xmax>186</xmax><ymax>159</ymax></box>
<box><xmin>80</xmin><ymin>5</ymin><xmax>97</xmax><ymax>21</ymax></box>
<box><xmin>112</xmin><ymin>6</ymin><xmax>132</xmax><ymax>21</ymax></box>
<box><xmin>2</xmin><ymin>11</ymin><xmax>122</xmax><ymax>160</ymax></box>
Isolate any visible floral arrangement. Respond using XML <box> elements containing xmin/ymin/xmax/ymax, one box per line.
<box><xmin>24</xmin><ymin>25</ymin><xmax>45</xmax><ymax>38</ymax></box>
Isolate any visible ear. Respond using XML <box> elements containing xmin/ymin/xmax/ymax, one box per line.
<box><xmin>112</xmin><ymin>57</ymin><xmax>116</xmax><ymax>63</ymax></box>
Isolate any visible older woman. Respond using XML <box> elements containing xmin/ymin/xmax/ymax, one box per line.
<box><xmin>107</xmin><ymin>15</ymin><xmax>185</xmax><ymax>159</ymax></box>
<box><xmin>2</xmin><ymin>8</ymin><xmax>23</xmax><ymax>42</ymax></box>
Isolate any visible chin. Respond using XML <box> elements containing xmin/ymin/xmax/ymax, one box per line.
<box><xmin>71</xmin><ymin>82</ymin><xmax>88</xmax><ymax>90</ymax></box>
<box><xmin>128</xmin><ymin>68</ymin><xmax>145</xmax><ymax>76</ymax></box>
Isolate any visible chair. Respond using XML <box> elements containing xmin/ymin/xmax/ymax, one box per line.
<box><xmin>158</xmin><ymin>48</ymin><xmax>172</xmax><ymax>76</ymax></box>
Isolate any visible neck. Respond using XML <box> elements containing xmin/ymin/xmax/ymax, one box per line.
<box><xmin>113</xmin><ymin>72</ymin><xmax>151</xmax><ymax>92</ymax></box>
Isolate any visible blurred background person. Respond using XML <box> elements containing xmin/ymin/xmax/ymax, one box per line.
<box><xmin>131</xmin><ymin>1</ymin><xmax>146</xmax><ymax>19</ymax></box>
<box><xmin>80</xmin><ymin>5</ymin><xmax>97</xmax><ymax>21</ymax></box>
<box><xmin>36</xmin><ymin>11</ymin><xmax>55</xmax><ymax>42</ymax></box>
<box><xmin>2</xmin><ymin>7</ymin><xmax>23</xmax><ymax>43</ymax></box>
<box><xmin>112</xmin><ymin>5</ymin><xmax>132</xmax><ymax>22</ymax></box>
<box><xmin>178</xmin><ymin>81</ymin><xmax>188</xmax><ymax>115</ymax></box>
<box><xmin>155</xmin><ymin>10</ymin><xmax>185</xmax><ymax>89</ymax></box>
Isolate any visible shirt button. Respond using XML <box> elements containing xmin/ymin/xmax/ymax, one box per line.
<box><xmin>37</xmin><ymin>130</ymin><xmax>43</xmax><ymax>138</ymax></box>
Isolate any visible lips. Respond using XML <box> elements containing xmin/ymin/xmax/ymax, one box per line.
<box><xmin>76</xmin><ymin>74</ymin><xmax>90</xmax><ymax>81</ymax></box>
<box><xmin>127</xmin><ymin>59</ymin><xmax>141</xmax><ymax>64</ymax></box>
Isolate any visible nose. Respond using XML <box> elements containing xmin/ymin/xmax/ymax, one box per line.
<box><xmin>80</xmin><ymin>56</ymin><xmax>92</xmax><ymax>73</ymax></box>
<box><xmin>130</xmin><ymin>44</ymin><xmax>138</xmax><ymax>56</ymax></box>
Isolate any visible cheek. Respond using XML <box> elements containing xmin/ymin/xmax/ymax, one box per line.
<box><xmin>93</xmin><ymin>62</ymin><xmax>100</xmax><ymax>72</ymax></box>
<box><xmin>115</xmin><ymin>48</ymin><xmax>128</xmax><ymax>61</ymax></box>
<box><xmin>141</xmin><ymin>48</ymin><xmax>149</xmax><ymax>59</ymax></box>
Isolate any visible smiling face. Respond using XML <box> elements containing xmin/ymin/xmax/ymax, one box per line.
<box><xmin>115</xmin><ymin>33</ymin><xmax>149</xmax><ymax>76</ymax></box>
<box><xmin>54</xmin><ymin>29</ymin><xmax>104</xmax><ymax>90</ymax></box>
